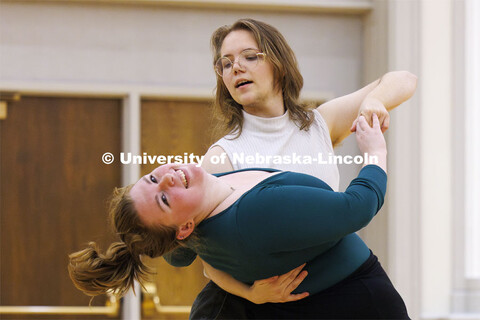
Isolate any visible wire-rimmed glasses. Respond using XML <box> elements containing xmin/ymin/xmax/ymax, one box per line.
<box><xmin>214</xmin><ymin>49</ymin><xmax>266</xmax><ymax>77</ymax></box>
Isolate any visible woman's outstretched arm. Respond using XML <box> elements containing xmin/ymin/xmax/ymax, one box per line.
<box><xmin>318</xmin><ymin>70</ymin><xmax>417</xmax><ymax>147</ymax></box>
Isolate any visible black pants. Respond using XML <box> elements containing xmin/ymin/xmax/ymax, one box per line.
<box><xmin>190</xmin><ymin>252</ymin><xmax>410</xmax><ymax>319</ymax></box>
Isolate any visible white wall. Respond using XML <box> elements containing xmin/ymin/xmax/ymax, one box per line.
<box><xmin>388</xmin><ymin>0</ymin><xmax>480</xmax><ymax>319</ymax></box>
<box><xmin>0</xmin><ymin>2</ymin><xmax>363</xmax><ymax>96</ymax></box>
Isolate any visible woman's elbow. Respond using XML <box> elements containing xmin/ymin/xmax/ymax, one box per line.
<box><xmin>405</xmin><ymin>71</ymin><xmax>418</xmax><ymax>92</ymax></box>
<box><xmin>356</xmin><ymin>207</ymin><xmax>378</xmax><ymax>229</ymax></box>
<box><xmin>346</xmin><ymin>197</ymin><xmax>381</xmax><ymax>230</ymax></box>
<box><xmin>395</xmin><ymin>70</ymin><xmax>418</xmax><ymax>98</ymax></box>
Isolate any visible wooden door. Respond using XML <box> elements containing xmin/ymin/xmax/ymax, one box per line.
<box><xmin>141</xmin><ymin>99</ymin><xmax>214</xmax><ymax>320</ymax></box>
<box><xmin>0</xmin><ymin>96</ymin><xmax>122</xmax><ymax>319</ymax></box>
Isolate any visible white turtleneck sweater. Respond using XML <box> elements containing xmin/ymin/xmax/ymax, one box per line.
<box><xmin>211</xmin><ymin>109</ymin><xmax>340</xmax><ymax>191</ymax></box>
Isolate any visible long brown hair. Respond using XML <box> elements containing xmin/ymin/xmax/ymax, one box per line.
<box><xmin>211</xmin><ymin>18</ymin><xmax>314</xmax><ymax>139</ymax></box>
<box><xmin>68</xmin><ymin>185</ymin><xmax>181</xmax><ymax>298</ymax></box>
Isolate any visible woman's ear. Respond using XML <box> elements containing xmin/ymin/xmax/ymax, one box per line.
<box><xmin>177</xmin><ymin>220</ymin><xmax>195</xmax><ymax>240</ymax></box>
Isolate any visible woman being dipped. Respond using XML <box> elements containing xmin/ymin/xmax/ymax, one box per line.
<box><xmin>166</xmin><ymin>18</ymin><xmax>417</xmax><ymax>318</ymax></box>
<box><xmin>69</xmin><ymin>114</ymin><xmax>409</xmax><ymax>319</ymax></box>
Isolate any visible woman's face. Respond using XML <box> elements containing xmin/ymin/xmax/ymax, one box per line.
<box><xmin>220</xmin><ymin>30</ymin><xmax>282</xmax><ymax>113</ymax></box>
<box><xmin>130</xmin><ymin>163</ymin><xmax>207</xmax><ymax>228</ymax></box>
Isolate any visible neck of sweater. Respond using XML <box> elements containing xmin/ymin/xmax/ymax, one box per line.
<box><xmin>242</xmin><ymin>109</ymin><xmax>290</xmax><ymax>133</ymax></box>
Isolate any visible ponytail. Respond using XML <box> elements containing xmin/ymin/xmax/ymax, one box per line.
<box><xmin>68</xmin><ymin>241</ymin><xmax>150</xmax><ymax>297</ymax></box>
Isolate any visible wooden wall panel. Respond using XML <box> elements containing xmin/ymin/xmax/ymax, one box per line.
<box><xmin>141</xmin><ymin>100</ymin><xmax>214</xmax><ymax>319</ymax></box>
<box><xmin>0</xmin><ymin>96</ymin><xmax>121</xmax><ymax>319</ymax></box>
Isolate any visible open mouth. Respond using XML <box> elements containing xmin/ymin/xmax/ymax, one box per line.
<box><xmin>235</xmin><ymin>80</ymin><xmax>253</xmax><ymax>88</ymax></box>
<box><xmin>175</xmin><ymin>169</ymin><xmax>188</xmax><ymax>188</ymax></box>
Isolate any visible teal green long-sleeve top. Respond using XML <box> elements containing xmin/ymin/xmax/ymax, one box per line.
<box><xmin>164</xmin><ymin>165</ymin><xmax>387</xmax><ymax>295</ymax></box>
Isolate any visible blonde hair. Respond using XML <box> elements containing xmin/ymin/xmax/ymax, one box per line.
<box><xmin>68</xmin><ymin>185</ymin><xmax>181</xmax><ymax>298</ymax></box>
<box><xmin>211</xmin><ymin>18</ymin><xmax>314</xmax><ymax>139</ymax></box>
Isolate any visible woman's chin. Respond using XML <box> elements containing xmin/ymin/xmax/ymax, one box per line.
<box><xmin>236</xmin><ymin>94</ymin><xmax>258</xmax><ymax>107</ymax></box>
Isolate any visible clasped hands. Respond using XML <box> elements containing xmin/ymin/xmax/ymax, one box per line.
<box><xmin>350</xmin><ymin>97</ymin><xmax>390</xmax><ymax>133</ymax></box>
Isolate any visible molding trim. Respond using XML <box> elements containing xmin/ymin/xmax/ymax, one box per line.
<box><xmin>452</xmin><ymin>0</ymin><xmax>480</xmax><ymax>312</ymax></box>
<box><xmin>0</xmin><ymin>82</ymin><xmax>332</xmax><ymax>104</ymax></box>
<box><xmin>0</xmin><ymin>82</ymin><xmax>214</xmax><ymax>101</ymax></box>
<box><xmin>121</xmin><ymin>94</ymin><xmax>142</xmax><ymax>320</ymax></box>
<box><xmin>122</xmin><ymin>92</ymin><xmax>141</xmax><ymax>185</ymax></box>
<box><xmin>359</xmin><ymin>0</ymin><xmax>389</xmax><ymax>266</ymax></box>
<box><xmin>452</xmin><ymin>0</ymin><xmax>468</xmax><ymax>314</ymax></box>
<box><xmin>386</xmin><ymin>0</ymin><xmax>422</xmax><ymax>318</ymax></box>
<box><xmin>421</xmin><ymin>313</ymin><xmax>480</xmax><ymax>320</ymax></box>
<box><xmin>5</xmin><ymin>0</ymin><xmax>374</xmax><ymax>14</ymax></box>
<box><xmin>464</xmin><ymin>0</ymin><xmax>480</xmax><ymax>281</ymax></box>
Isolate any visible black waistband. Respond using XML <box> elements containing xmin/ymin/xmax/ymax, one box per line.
<box><xmin>316</xmin><ymin>250</ymin><xmax>379</xmax><ymax>294</ymax></box>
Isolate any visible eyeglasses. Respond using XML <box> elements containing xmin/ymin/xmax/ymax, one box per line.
<box><xmin>214</xmin><ymin>49</ymin><xmax>266</xmax><ymax>77</ymax></box>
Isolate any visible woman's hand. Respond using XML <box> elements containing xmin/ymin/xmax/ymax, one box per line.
<box><xmin>201</xmin><ymin>260</ymin><xmax>308</xmax><ymax>305</ymax></box>
<box><xmin>350</xmin><ymin>97</ymin><xmax>390</xmax><ymax>133</ymax></box>
<box><xmin>247</xmin><ymin>264</ymin><xmax>309</xmax><ymax>304</ymax></box>
<box><xmin>355</xmin><ymin>113</ymin><xmax>387</xmax><ymax>172</ymax></box>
